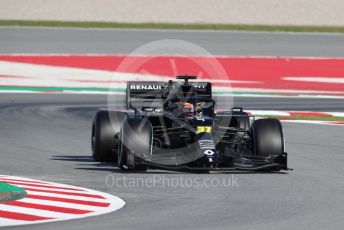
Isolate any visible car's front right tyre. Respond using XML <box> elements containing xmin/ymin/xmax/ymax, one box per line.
<box><xmin>251</xmin><ymin>118</ymin><xmax>284</xmax><ymax>157</ymax></box>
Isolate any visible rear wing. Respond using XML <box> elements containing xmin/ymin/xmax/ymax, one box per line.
<box><xmin>126</xmin><ymin>81</ymin><xmax>212</xmax><ymax>110</ymax></box>
<box><xmin>126</xmin><ymin>82</ymin><xmax>166</xmax><ymax>110</ymax></box>
<box><xmin>188</xmin><ymin>82</ymin><xmax>212</xmax><ymax>97</ymax></box>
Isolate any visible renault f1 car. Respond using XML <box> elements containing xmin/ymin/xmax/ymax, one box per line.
<box><xmin>92</xmin><ymin>76</ymin><xmax>288</xmax><ymax>172</ymax></box>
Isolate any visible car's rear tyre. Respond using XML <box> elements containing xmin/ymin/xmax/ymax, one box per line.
<box><xmin>118</xmin><ymin>118</ymin><xmax>152</xmax><ymax>172</ymax></box>
<box><xmin>92</xmin><ymin>111</ymin><xmax>125</xmax><ymax>162</ymax></box>
<box><xmin>251</xmin><ymin>118</ymin><xmax>284</xmax><ymax>157</ymax></box>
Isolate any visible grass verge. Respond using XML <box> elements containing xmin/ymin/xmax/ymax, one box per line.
<box><xmin>0</xmin><ymin>182</ymin><xmax>27</xmax><ymax>202</ymax></box>
<box><xmin>1</xmin><ymin>20</ymin><xmax>344</xmax><ymax>33</ymax></box>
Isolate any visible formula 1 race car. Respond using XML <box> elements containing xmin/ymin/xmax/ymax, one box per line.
<box><xmin>92</xmin><ymin>76</ymin><xmax>288</xmax><ymax>172</ymax></box>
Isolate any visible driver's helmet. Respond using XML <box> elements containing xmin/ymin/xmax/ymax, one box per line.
<box><xmin>179</xmin><ymin>101</ymin><xmax>194</xmax><ymax>115</ymax></box>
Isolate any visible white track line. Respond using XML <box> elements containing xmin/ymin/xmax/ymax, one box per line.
<box><xmin>283</xmin><ymin>77</ymin><xmax>344</xmax><ymax>84</ymax></box>
<box><xmin>16</xmin><ymin>198</ymin><xmax>106</xmax><ymax>212</ymax></box>
<box><xmin>25</xmin><ymin>191</ymin><xmax>110</xmax><ymax>202</ymax></box>
<box><xmin>247</xmin><ymin>110</ymin><xmax>344</xmax><ymax>117</ymax></box>
<box><xmin>280</xmin><ymin>120</ymin><xmax>344</xmax><ymax>126</ymax></box>
<box><xmin>1</xmin><ymin>184</ymin><xmax>89</xmax><ymax>194</ymax></box>
<box><xmin>0</xmin><ymin>204</ymin><xmax>87</xmax><ymax>219</ymax></box>
<box><xmin>0</xmin><ymin>176</ymin><xmax>50</xmax><ymax>184</ymax></box>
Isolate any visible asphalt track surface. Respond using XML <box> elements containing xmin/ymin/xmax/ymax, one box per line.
<box><xmin>0</xmin><ymin>93</ymin><xmax>344</xmax><ymax>230</ymax></box>
<box><xmin>0</xmin><ymin>28</ymin><xmax>344</xmax><ymax>229</ymax></box>
<box><xmin>1</xmin><ymin>27</ymin><xmax>344</xmax><ymax>57</ymax></box>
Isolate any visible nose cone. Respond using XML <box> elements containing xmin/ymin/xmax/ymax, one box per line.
<box><xmin>197</xmin><ymin>133</ymin><xmax>218</xmax><ymax>159</ymax></box>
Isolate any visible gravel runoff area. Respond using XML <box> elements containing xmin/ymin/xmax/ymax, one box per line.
<box><xmin>0</xmin><ymin>0</ymin><xmax>344</xmax><ymax>26</ymax></box>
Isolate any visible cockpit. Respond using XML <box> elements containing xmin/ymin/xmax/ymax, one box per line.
<box><xmin>164</xmin><ymin>82</ymin><xmax>215</xmax><ymax>118</ymax></box>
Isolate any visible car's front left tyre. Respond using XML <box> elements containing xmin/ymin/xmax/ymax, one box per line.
<box><xmin>118</xmin><ymin>117</ymin><xmax>152</xmax><ymax>172</ymax></box>
<box><xmin>92</xmin><ymin>111</ymin><xmax>125</xmax><ymax>162</ymax></box>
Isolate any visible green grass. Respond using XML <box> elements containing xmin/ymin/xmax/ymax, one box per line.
<box><xmin>1</xmin><ymin>20</ymin><xmax>344</xmax><ymax>33</ymax></box>
<box><xmin>0</xmin><ymin>182</ymin><xmax>26</xmax><ymax>202</ymax></box>
<box><xmin>260</xmin><ymin>115</ymin><xmax>344</xmax><ymax>122</ymax></box>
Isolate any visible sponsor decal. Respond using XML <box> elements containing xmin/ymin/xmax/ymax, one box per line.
<box><xmin>204</xmin><ymin>150</ymin><xmax>215</xmax><ymax>156</ymax></box>
<box><xmin>199</xmin><ymin>140</ymin><xmax>215</xmax><ymax>149</ymax></box>
<box><xmin>193</xmin><ymin>84</ymin><xmax>208</xmax><ymax>89</ymax></box>
<box><xmin>130</xmin><ymin>84</ymin><xmax>163</xmax><ymax>91</ymax></box>
<box><xmin>196</xmin><ymin>126</ymin><xmax>212</xmax><ymax>134</ymax></box>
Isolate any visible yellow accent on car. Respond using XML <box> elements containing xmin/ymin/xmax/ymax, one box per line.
<box><xmin>196</xmin><ymin>126</ymin><xmax>212</xmax><ymax>133</ymax></box>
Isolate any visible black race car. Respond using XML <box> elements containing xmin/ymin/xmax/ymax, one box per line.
<box><xmin>92</xmin><ymin>76</ymin><xmax>289</xmax><ymax>172</ymax></box>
